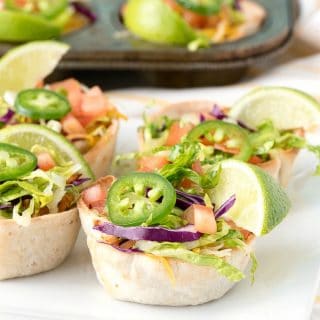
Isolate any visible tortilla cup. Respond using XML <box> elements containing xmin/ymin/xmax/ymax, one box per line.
<box><xmin>0</xmin><ymin>208</ymin><xmax>80</xmax><ymax>280</ymax></box>
<box><xmin>140</xmin><ymin>100</ymin><xmax>299</xmax><ymax>186</ymax></box>
<box><xmin>84</xmin><ymin>120</ymin><xmax>119</xmax><ymax>178</ymax></box>
<box><xmin>78</xmin><ymin>177</ymin><xmax>255</xmax><ymax>306</ymax></box>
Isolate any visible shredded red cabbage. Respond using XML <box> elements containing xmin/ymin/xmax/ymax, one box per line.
<box><xmin>94</xmin><ymin>222</ymin><xmax>202</xmax><ymax>242</ymax></box>
<box><xmin>0</xmin><ymin>109</ymin><xmax>14</xmax><ymax>124</ymax></box>
<box><xmin>214</xmin><ymin>194</ymin><xmax>236</xmax><ymax>218</ymax></box>
<box><xmin>233</xmin><ymin>0</ymin><xmax>241</xmax><ymax>10</ymax></box>
<box><xmin>210</xmin><ymin>104</ymin><xmax>227</xmax><ymax>120</ymax></box>
<box><xmin>237</xmin><ymin>120</ymin><xmax>255</xmax><ymax>132</ymax></box>
<box><xmin>0</xmin><ymin>203</ymin><xmax>13</xmax><ymax>210</ymax></box>
<box><xmin>70</xmin><ymin>177</ymin><xmax>91</xmax><ymax>187</ymax></box>
<box><xmin>72</xmin><ymin>1</ymin><xmax>97</xmax><ymax>23</ymax></box>
<box><xmin>199</xmin><ymin>113</ymin><xmax>206</xmax><ymax>123</ymax></box>
<box><xmin>175</xmin><ymin>189</ymin><xmax>205</xmax><ymax>210</ymax></box>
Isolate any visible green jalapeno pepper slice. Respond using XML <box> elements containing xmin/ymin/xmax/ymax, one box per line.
<box><xmin>4</xmin><ymin>0</ymin><xmax>68</xmax><ymax>19</ymax></box>
<box><xmin>187</xmin><ymin>120</ymin><xmax>252</xmax><ymax>161</ymax></box>
<box><xmin>15</xmin><ymin>88</ymin><xmax>71</xmax><ymax>120</ymax></box>
<box><xmin>106</xmin><ymin>172</ymin><xmax>176</xmax><ymax>227</ymax></box>
<box><xmin>175</xmin><ymin>0</ymin><xmax>230</xmax><ymax>16</ymax></box>
<box><xmin>0</xmin><ymin>143</ymin><xmax>37</xmax><ymax>181</ymax></box>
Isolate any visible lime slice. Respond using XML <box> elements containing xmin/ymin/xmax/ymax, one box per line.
<box><xmin>124</xmin><ymin>0</ymin><xmax>197</xmax><ymax>45</ymax></box>
<box><xmin>0</xmin><ymin>40</ymin><xmax>69</xmax><ymax>95</ymax></box>
<box><xmin>210</xmin><ymin>159</ymin><xmax>290</xmax><ymax>236</ymax></box>
<box><xmin>230</xmin><ymin>87</ymin><xmax>320</xmax><ymax>130</ymax></box>
<box><xmin>0</xmin><ymin>124</ymin><xmax>94</xmax><ymax>180</ymax></box>
<box><xmin>0</xmin><ymin>10</ymin><xmax>60</xmax><ymax>42</ymax></box>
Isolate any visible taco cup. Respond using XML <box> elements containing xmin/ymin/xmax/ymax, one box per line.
<box><xmin>137</xmin><ymin>97</ymin><xmax>317</xmax><ymax>187</ymax></box>
<box><xmin>0</xmin><ymin>125</ymin><xmax>94</xmax><ymax>280</ymax></box>
<box><xmin>1</xmin><ymin>78</ymin><xmax>123</xmax><ymax>178</ymax></box>
<box><xmin>0</xmin><ymin>208</ymin><xmax>79</xmax><ymax>280</ymax></box>
<box><xmin>78</xmin><ymin>159</ymin><xmax>290</xmax><ymax>306</ymax></box>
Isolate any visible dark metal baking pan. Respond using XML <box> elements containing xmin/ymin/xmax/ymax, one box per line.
<box><xmin>0</xmin><ymin>0</ymin><xmax>297</xmax><ymax>86</ymax></box>
<box><xmin>61</xmin><ymin>0</ymin><xmax>296</xmax><ymax>66</ymax></box>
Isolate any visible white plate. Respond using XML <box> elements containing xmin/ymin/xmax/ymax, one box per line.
<box><xmin>1</xmin><ymin>94</ymin><xmax>320</xmax><ymax>320</ymax></box>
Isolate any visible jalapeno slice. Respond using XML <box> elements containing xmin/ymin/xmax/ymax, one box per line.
<box><xmin>106</xmin><ymin>172</ymin><xmax>176</xmax><ymax>227</ymax></box>
<box><xmin>15</xmin><ymin>88</ymin><xmax>71</xmax><ymax>120</ymax></box>
<box><xmin>187</xmin><ymin>120</ymin><xmax>252</xmax><ymax>161</ymax></box>
<box><xmin>0</xmin><ymin>143</ymin><xmax>37</xmax><ymax>181</ymax></box>
<box><xmin>175</xmin><ymin>0</ymin><xmax>228</xmax><ymax>16</ymax></box>
<box><xmin>4</xmin><ymin>0</ymin><xmax>68</xmax><ymax>19</ymax></box>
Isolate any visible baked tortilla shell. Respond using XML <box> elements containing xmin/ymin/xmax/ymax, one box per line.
<box><xmin>78</xmin><ymin>195</ymin><xmax>254</xmax><ymax>306</ymax></box>
<box><xmin>0</xmin><ymin>208</ymin><xmax>80</xmax><ymax>280</ymax></box>
<box><xmin>84</xmin><ymin>120</ymin><xmax>119</xmax><ymax>178</ymax></box>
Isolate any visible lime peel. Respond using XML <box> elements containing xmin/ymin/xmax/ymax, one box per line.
<box><xmin>210</xmin><ymin>159</ymin><xmax>290</xmax><ymax>236</ymax></box>
<box><xmin>124</xmin><ymin>0</ymin><xmax>197</xmax><ymax>46</ymax></box>
<box><xmin>0</xmin><ymin>10</ymin><xmax>60</xmax><ymax>42</ymax></box>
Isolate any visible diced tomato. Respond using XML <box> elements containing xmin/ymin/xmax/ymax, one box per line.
<box><xmin>138</xmin><ymin>155</ymin><xmax>169</xmax><ymax>172</ymax></box>
<box><xmin>180</xmin><ymin>178</ymin><xmax>194</xmax><ymax>189</ymax></box>
<box><xmin>182</xmin><ymin>10</ymin><xmax>208</xmax><ymax>28</ymax></box>
<box><xmin>249</xmin><ymin>155</ymin><xmax>264</xmax><ymax>164</ymax></box>
<box><xmin>81</xmin><ymin>86</ymin><xmax>106</xmax><ymax>115</ymax></box>
<box><xmin>37</xmin><ymin>152</ymin><xmax>56</xmax><ymax>171</ymax></box>
<box><xmin>192</xmin><ymin>160</ymin><xmax>203</xmax><ymax>175</ymax></box>
<box><xmin>61</xmin><ymin>113</ymin><xmax>86</xmax><ymax>135</ymax></box>
<box><xmin>183</xmin><ymin>204</ymin><xmax>217</xmax><ymax>234</ymax></box>
<box><xmin>165</xmin><ymin>121</ymin><xmax>194</xmax><ymax>146</ymax></box>
<box><xmin>83</xmin><ymin>184</ymin><xmax>107</xmax><ymax>212</ymax></box>
<box><xmin>50</xmin><ymin>78</ymin><xmax>84</xmax><ymax>116</ymax></box>
<box><xmin>77</xmin><ymin>86</ymin><xmax>110</xmax><ymax>126</ymax></box>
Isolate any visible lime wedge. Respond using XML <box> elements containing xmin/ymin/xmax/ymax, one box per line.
<box><xmin>0</xmin><ymin>124</ymin><xmax>94</xmax><ymax>180</ymax></box>
<box><xmin>0</xmin><ymin>10</ymin><xmax>60</xmax><ymax>42</ymax></box>
<box><xmin>124</xmin><ymin>0</ymin><xmax>197</xmax><ymax>45</ymax></box>
<box><xmin>0</xmin><ymin>40</ymin><xmax>69</xmax><ymax>95</ymax></box>
<box><xmin>230</xmin><ymin>87</ymin><xmax>320</xmax><ymax>130</ymax></box>
<box><xmin>210</xmin><ymin>159</ymin><xmax>290</xmax><ymax>236</ymax></box>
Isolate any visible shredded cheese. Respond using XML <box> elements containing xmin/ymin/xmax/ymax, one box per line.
<box><xmin>145</xmin><ymin>254</ymin><xmax>176</xmax><ymax>286</ymax></box>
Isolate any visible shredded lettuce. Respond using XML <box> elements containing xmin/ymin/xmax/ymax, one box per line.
<box><xmin>0</xmin><ymin>163</ymin><xmax>81</xmax><ymax>226</ymax></box>
<box><xmin>248</xmin><ymin>121</ymin><xmax>320</xmax><ymax>174</ymax></box>
<box><xmin>135</xmin><ymin>241</ymin><xmax>245</xmax><ymax>281</ymax></box>
<box><xmin>157</xmin><ymin>207</ymin><xmax>187</xmax><ymax>229</ymax></box>
<box><xmin>141</xmin><ymin>115</ymin><xmax>173</xmax><ymax>151</ymax></box>
<box><xmin>135</xmin><ymin>219</ymin><xmax>247</xmax><ymax>282</ymax></box>
<box><xmin>143</xmin><ymin>115</ymin><xmax>173</xmax><ymax>140</ymax></box>
<box><xmin>12</xmin><ymin>199</ymin><xmax>35</xmax><ymax>227</ymax></box>
<box><xmin>159</xmin><ymin>141</ymin><xmax>220</xmax><ymax>191</ymax></box>
<box><xmin>250</xmin><ymin>252</ymin><xmax>258</xmax><ymax>285</ymax></box>
<box><xmin>185</xmin><ymin>219</ymin><xmax>244</xmax><ymax>250</ymax></box>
